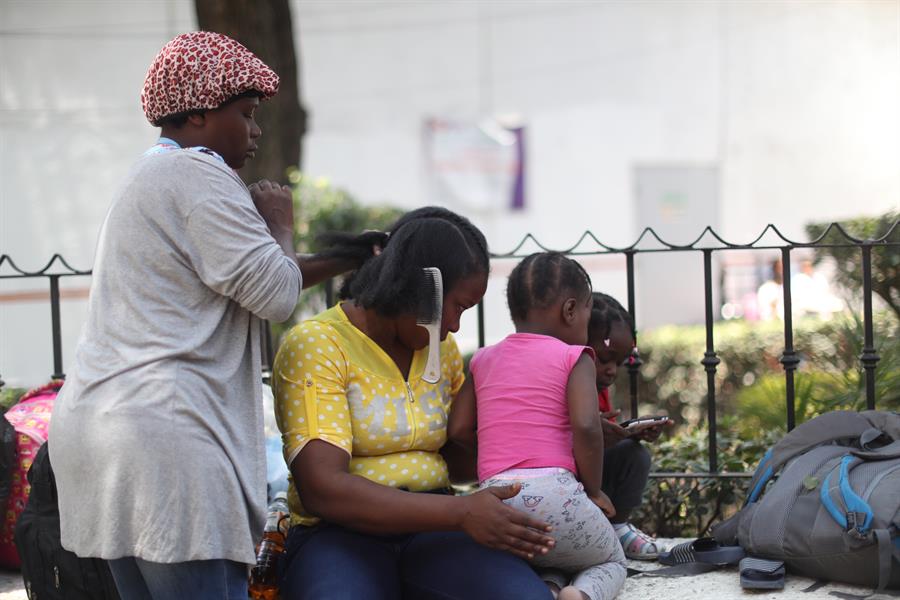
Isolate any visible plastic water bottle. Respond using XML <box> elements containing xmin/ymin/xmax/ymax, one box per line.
<box><xmin>248</xmin><ymin>492</ymin><xmax>289</xmax><ymax>600</ymax></box>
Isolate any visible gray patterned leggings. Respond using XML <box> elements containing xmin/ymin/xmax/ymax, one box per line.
<box><xmin>483</xmin><ymin>468</ymin><xmax>627</xmax><ymax>600</ymax></box>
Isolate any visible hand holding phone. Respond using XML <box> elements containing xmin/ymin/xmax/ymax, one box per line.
<box><xmin>619</xmin><ymin>415</ymin><xmax>669</xmax><ymax>430</ymax></box>
<box><xmin>620</xmin><ymin>415</ymin><xmax>672</xmax><ymax>442</ymax></box>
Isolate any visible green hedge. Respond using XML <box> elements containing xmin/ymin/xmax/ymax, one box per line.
<box><xmin>621</xmin><ymin>311</ymin><xmax>898</xmax><ymax>537</ymax></box>
<box><xmin>610</xmin><ymin>311</ymin><xmax>899</xmax><ymax>430</ymax></box>
<box><xmin>0</xmin><ymin>387</ymin><xmax>26</xmax><ymax>413</ymax></box>
<box><xmin>633</xmin><ymin>421</ymin><xmax>781</xmax><ymax>538</ymax></box>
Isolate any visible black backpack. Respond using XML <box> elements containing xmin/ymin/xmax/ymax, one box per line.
<box><xmin>14</xmin><ymin>443</ymin><xmax>120</xmax><ymax>599</ymax></box>
<box><xmin>0</xmin><ymin>417</ymin><xmax>17</xmax><ymax>519</ymax></box>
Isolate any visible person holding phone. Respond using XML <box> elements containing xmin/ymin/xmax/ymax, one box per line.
<box><xmin>588</xmin><ymin>293</ymin><xmax>673</xmax><ymax>561</ymax></box>
<box><xmin>618</xmin><ymin>416</ymin><xmax>671</xmax><ymax>430</ymax></box>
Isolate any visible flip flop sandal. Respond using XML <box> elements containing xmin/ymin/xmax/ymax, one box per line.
<box><xmin>657</xmin><ymin>537</ymin><xmax>745</xmax><ymax>566</ymax></box>
<box><xmin>739</xmin><ymin>557</ymin><xmax>785</xmax><ymax>590</ymax></box>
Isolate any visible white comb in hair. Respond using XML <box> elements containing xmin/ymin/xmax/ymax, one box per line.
<box><xmin>417</xmin><ymin>267</ymin><xmax>443</xmax><ymax>384</ymax></box>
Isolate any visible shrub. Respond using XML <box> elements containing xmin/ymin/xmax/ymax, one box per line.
<box><xmin>610</xmin><ymin>312</ymin><xmax>899</xmax><ymax>430</ymax></box>
<box><xmin>289</xmin><ymin>170</ymin><xmax>403</xmax><ymax>257</ymax></box>
<box><xmin>625</xmin><ymin>311</ymin><xmax>898</xmax><ymax>538</ymax></box>
<box><xmin>734</xmin><ymin>313</ymin><xmax>899</xmax><ymax>435</ymax></box>
<box><xmin>269</xmin><ymin>171</ymin><xmax>403</xmax><ymax>342</ymax></box>
<box><xmin>0</xmin><ymin>387</ymin><xmax>26</xmax><ymax>413</ymax></box>
<box><xmin>806</xmin><ymin>211</ymin><xmax>899</xmax><ymax>320</ymax></box>
<box><xmin>633</xmin><ymin>421</ymin><xmax>781</xmax><ymax>538</ymax></box>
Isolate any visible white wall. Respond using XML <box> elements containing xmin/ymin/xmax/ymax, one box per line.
<box><xmin>1</xmin><ymin>0</ymin><xmax>898</xmax><ymax>386</ymax></box>
<box><xmin>0</xmin><ymin>0</ymin><xmax>196</xmax><ymax>387</ymax></box>
<box><xmin>297</xmin><ymin>1</ymin><xmax>899</xmax><ymax>242</ymax></box>
<box><xmin>295</xmin><ymin>0</ymin><xmax>900</xmax><ymax>345</ymax></box>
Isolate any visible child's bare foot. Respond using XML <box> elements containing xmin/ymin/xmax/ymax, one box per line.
<box><xmin>558</xmin><ymin>586</ymin><xmax>589</xmax><ymax>600</ymax></box>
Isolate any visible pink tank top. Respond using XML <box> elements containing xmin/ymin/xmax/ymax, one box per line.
<box><xmin>470</xmin><ymin>333</ymin><xmax>593</xmax><ymax>482</ymax></box>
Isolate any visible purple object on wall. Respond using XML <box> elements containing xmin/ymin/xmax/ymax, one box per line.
<box><xmin>510</xmin><ymin>126</ymin><xmax>526</xmax><ymax>211</ymax></box>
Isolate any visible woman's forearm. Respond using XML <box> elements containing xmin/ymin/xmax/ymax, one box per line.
<box><xmin>296</xmin><ymin>254</ymin><xmax>358</xmax><ymax>289</ymax></box>
<box><xmin>295</xmin><ymin>440</ymin><xmax>466</xmax><ymax>534</ymax></box>
<box><xmin>293</xmin><ymin>433</ymin><xmax>556</xmax><ymax>560</ymax></box>
<box><xmin>303</xmin><ymin>470</ymin><xmax>467</xmax><ymax>534</ymax></box>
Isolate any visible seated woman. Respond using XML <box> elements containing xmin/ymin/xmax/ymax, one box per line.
<box><xmin>271</xmin><ymin>207</ymin><xmax>555</xmax><ymax>600</ymax></box>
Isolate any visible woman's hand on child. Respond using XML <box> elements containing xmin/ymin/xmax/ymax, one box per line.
<box><xmin>589</xmin><ymin>491</ymin><xmax>616</xmax><ymax>518</ymax></box>
<box><xmin>460</xmin><ymin>483</ymin><xmax>555</xmax><ymax>560</ymax></box>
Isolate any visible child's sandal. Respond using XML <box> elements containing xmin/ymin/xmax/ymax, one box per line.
<box><xmin>616</xmin><ymin>522</ymin><xmax>664</xmax><ymax>560</ymax></box>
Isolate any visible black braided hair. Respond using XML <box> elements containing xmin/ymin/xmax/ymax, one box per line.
<box><xmin>506</xmin><ymin>252</ymin><xmax>592</xmax><ymax>323</ymax></box>
<box><xmin>315</xmin><ymin>230</ymin><xmax>391</xmax><ymax>265</ymax></box>
<box><xmin>315</xmin><ymin>206</ymin><xmax>489</xmax><ymax>317</ymax></box>
<box><xmin>588</xmin><ymin>292</ymin><xmax>636</xmax><ymax>344</ymax></box>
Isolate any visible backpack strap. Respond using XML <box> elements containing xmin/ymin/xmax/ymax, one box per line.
<box><xmin>746</xmin><ymin>413</ymin><xmax>900</xmax><ymax>510</ymax></box>
<box><xmin>873</xmin><ymin>528</ymin><xmax>892</xmax><ymax>592</ymax></box>
<box><xmin>745</xmin><ymin>449</ymin><xmax>774</xmax><ymax>506</ymax></box>
<box><xmin>714</xmin><ymin>448</ymin><xmax>775</xmax><ymax>543</ymax></box>
<box><xmin>744</xmin><ymin>411</ymin><xmax>877</xmax><ymax>509</ymax></box>
<box><xmin>821</xmin><ymin>455</ymin><xmax>898</xmax><ymax>592</ymax></box>
<box><xmin>850</xmin><ymin>440</ymin><xmax>900</xmax><ymax>461</ymax></box>
<box><xmin>862</xmin><ymin>410</ymin><xmax>900</xmax><ymax>441</ymax></box>
<box><xmin>820</xmin><ymin>455</ymin><xmax>873</xmax><ymax>536</ymax></box>
<box><xmin>768</xmin><ymin>412</ymin><xmax>864</xmax><ymax>469</ymax></box>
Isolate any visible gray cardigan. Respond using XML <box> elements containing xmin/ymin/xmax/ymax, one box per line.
<box><xmin>50</xmin><ymin>149</ymin><xmax>301</xmax><ymax>564</ymax></box>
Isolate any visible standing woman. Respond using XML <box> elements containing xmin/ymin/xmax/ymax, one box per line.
<box><xmin>272</xmin><ymin>207</ymin><xmax>555</xmax><ymax>600</ymax></box>
<box><xmin>50</xmin><ymin>32</ymin><xmax>347</xmax><ymax>600</ymax></box>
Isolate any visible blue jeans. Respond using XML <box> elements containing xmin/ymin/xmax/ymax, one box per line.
<box><xmin>278</xmin><ymin>523</ymin><xmax>553</xmax><ymax>600</ymax></box>
<box><xmin>108</xmin><ymin>557</ymin><xmax>247</xmax><ymax>600</ymax></box>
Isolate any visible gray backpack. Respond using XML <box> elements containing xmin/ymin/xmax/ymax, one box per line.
<box><xmin>714</xmin><ymin>410</ymin><xmax>900</xmax><ymax>590</ymax></box>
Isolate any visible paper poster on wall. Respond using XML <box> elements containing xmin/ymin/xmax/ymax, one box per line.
<box><xmin>423</xmin><ymin>117</ymin><xmax>525</xmax><ymax>212</ymax></box>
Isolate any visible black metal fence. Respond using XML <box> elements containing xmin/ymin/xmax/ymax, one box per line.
<box><xmin>2</xmin><ymin>221</ymin><xmax>897</xmax><ymax>479</ymax></box>
<box><xmin>0</xmin><ymin>254</ymin><xmax>91</xmax><ymax>385</ymax></box>
<box><xmin>479</xmin><ymin>222</ymin><xmax>898</xmax><ymax>478</ymax></box>
<box><xmin>0</xmin><ymin>253</ymin><xmax>278</xmax><ymax>387</ymax></box>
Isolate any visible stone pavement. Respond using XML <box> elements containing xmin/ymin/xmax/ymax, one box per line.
<box><xmin>621</xmin><ymin>538</ymin><xmax>890</xmax><ymax>600</ymax></box>
<box><xmin>0</xmin><ymin>543</ymin><xmax>892</xmax><ymax>599</ymax></box>
<box><xmin>0</xmin><ymin>569</ymin><xmax>25</xmax><ymax>600</ymax></box>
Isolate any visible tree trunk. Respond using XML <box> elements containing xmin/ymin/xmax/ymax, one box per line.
<box><xmin>195</xmin><ymin>0</ymin><xmax>306</xmax><ymax>184</ymax></box>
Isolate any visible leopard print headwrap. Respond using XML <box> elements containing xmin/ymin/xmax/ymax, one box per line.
<box><xmin>141</xmin><ymin>31</ymin><xmax>279</xmax><ymax>126</ymax></box>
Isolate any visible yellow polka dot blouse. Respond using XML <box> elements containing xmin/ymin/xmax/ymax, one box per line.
<box><xmin>272</xmin><ymin>304</ymin><xmax>466</xmax><ymax>526</ymax></box>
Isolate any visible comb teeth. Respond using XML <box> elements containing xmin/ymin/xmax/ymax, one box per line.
<box><xmin>417</xmin><ymin>267</ymin><xmax>443</xmax><ymax>325</ymax></box>
<box><xmin>418</xmin><ymin>267</ymin><xmax>443</xmax><ymax>384</ymax></box>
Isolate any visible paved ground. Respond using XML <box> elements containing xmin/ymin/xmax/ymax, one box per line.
<box><xmin>621</xmin><ymin>538</ymin><xmax>890</xmax><ymax>600</ymax></box>
<box><xmin>0</xmin><ymin>541</ymin><xmax>891</xmax><ymax>599</ymax></box>
<box><xmin>0</xmin><ymin>569</ymin><xmax>24</xmax><ymax>600</ymax></box>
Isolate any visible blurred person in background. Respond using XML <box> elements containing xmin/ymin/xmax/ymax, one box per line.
<box><xmin>792</xmin><ymin>259</ymin><xmax>843</xmax><ymax>318</ymax></box>
<box><xmin>756</xmin><ymin>259</ymin><xmax>784</xmax><ymax>321</ymax></box>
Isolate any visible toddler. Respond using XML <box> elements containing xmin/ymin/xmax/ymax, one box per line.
<box><xmin>449</xmin><ymin>252</ymin><xmax>626</xmax><ymax>600</ymax></box>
